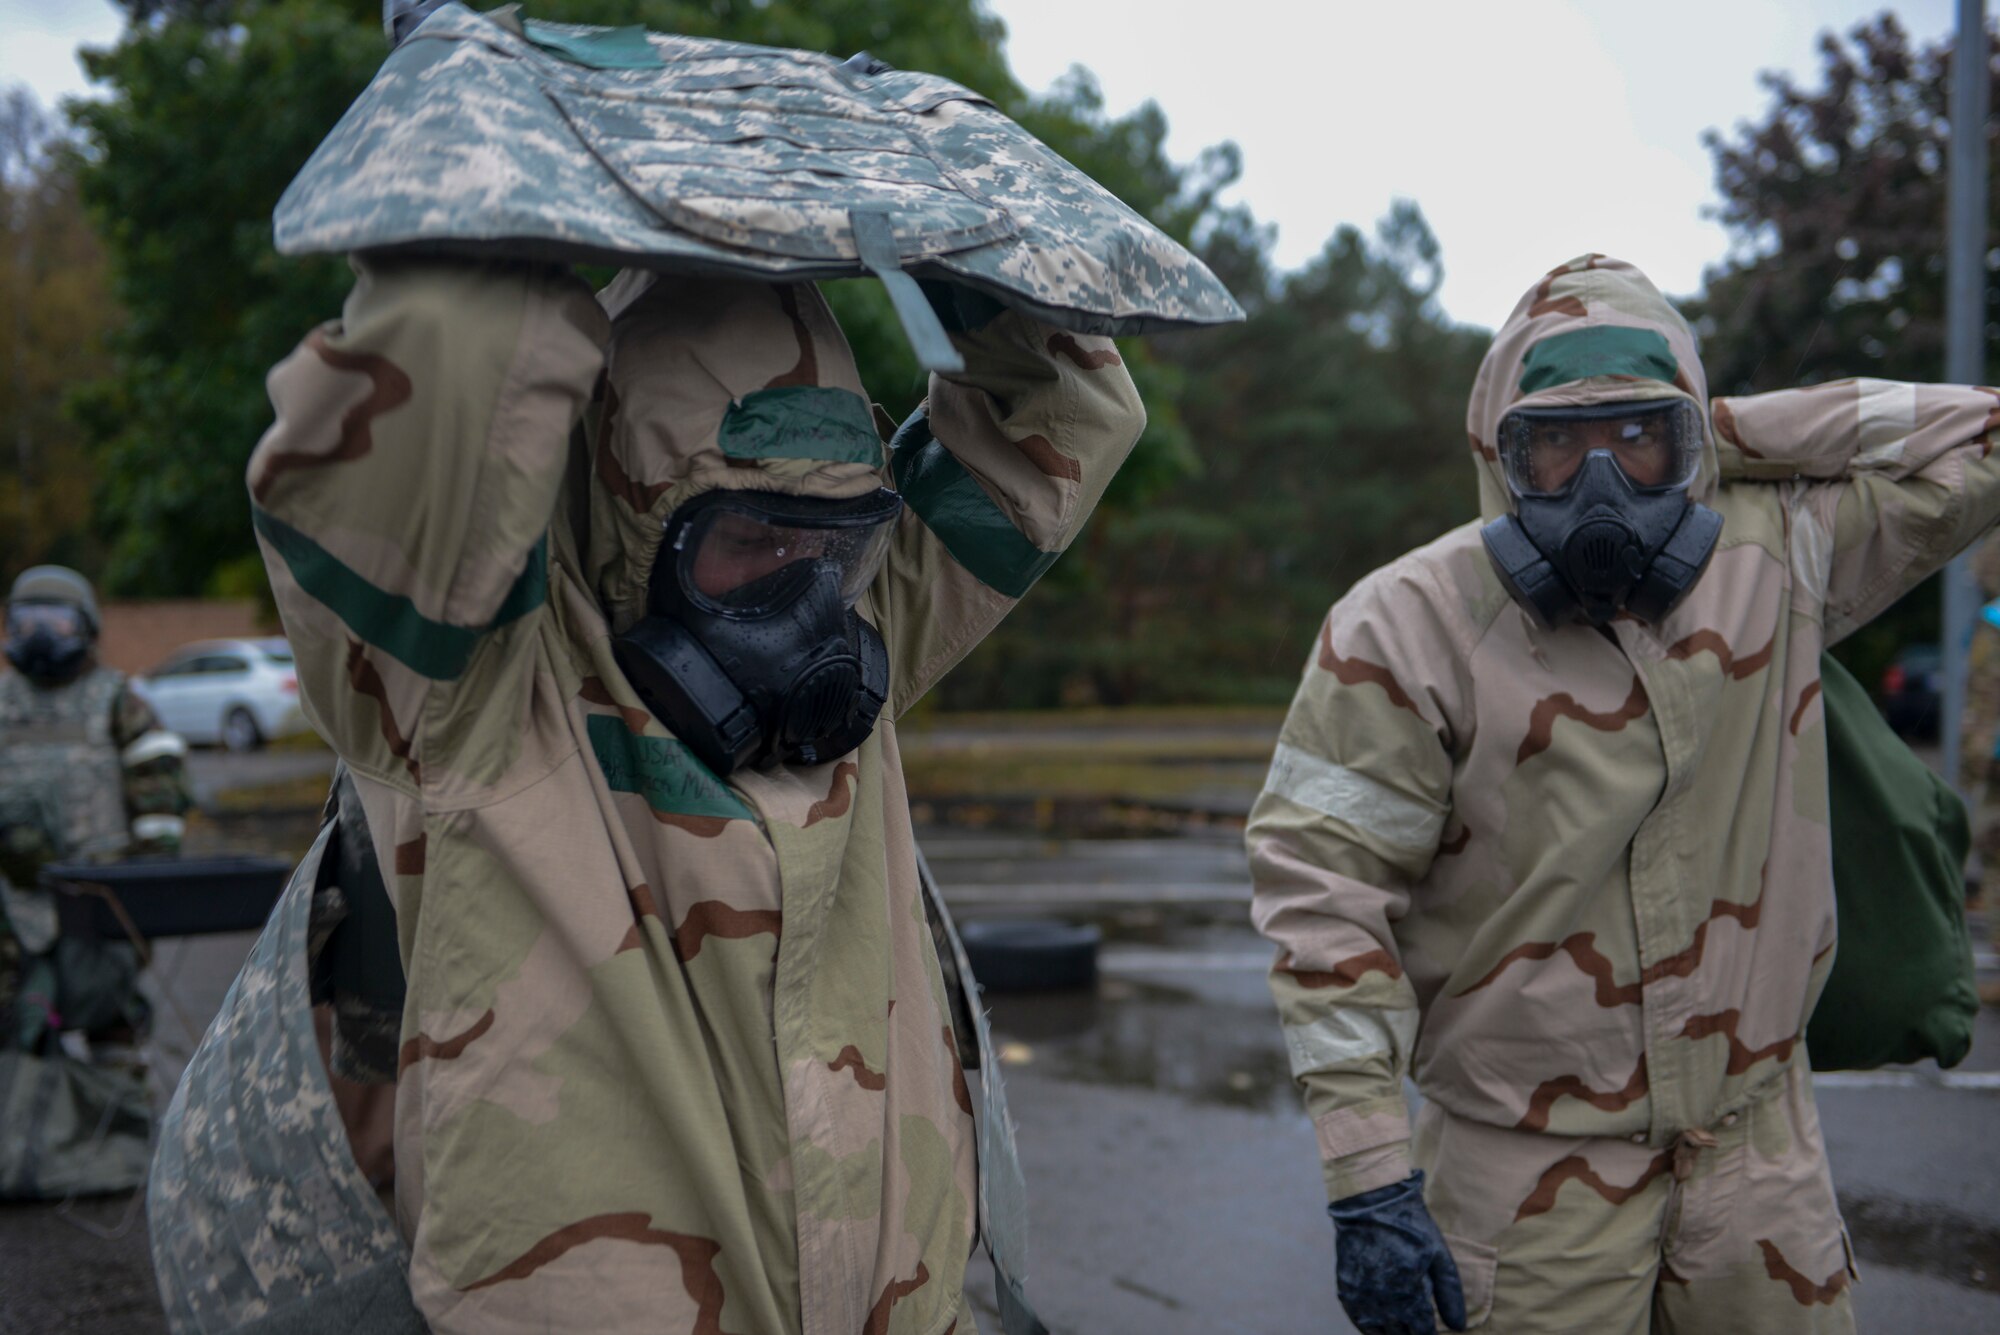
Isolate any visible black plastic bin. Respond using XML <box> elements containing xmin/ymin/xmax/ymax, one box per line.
<box><xmin>957</xmin><ymin>918</ymin><xmax>1101</xmax><ymax>992</ymax></box>
<box><xmin>41</xmin><ymin>856</ymin><xmax>293</xmax><ymax>940</ymax></box>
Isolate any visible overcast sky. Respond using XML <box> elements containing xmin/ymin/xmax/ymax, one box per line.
<box><xmin>0</xmin><ymin>0</ymin><xmax>1963</xmax><ymax>325</ymax></box>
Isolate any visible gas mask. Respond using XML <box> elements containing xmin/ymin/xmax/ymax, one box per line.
<box><xmin>1480</xmin><ymin>398</ymin><xmax>1722</xmax><ymax>628</ymax></box>
<box><xmin>614</xmin><ymin>488</ymin><xmax>903</xmax><ymax>777</ymax></box>
<box><xmin>5</xmin><ymin>601</ymin><xmax>92</xmax><ymax>685</ymax></box>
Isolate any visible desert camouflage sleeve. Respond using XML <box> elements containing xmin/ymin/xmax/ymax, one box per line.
<box><xmin>246</xmin><ymin>257</ymin><xmax>608</xmax><ymax>792</ymax></box>
<box><xmin>1247</xmin><ymin>560</ymin><xmax>1464</xmax><ymax>1202</ymax></box>
<box><xmin>875</xmin><ymin>310</ymin><xmax>1145</xmax><ymax>715</ymax></box>
<box><xmin>1713</xmin><ymin>378</ymin><xmax>2000</xmax><ymax>643</ymax></box>
<box><xmin>111</xmin><ymin>682</ymin><xmax>192</xmax><ymax>854</ymax></box>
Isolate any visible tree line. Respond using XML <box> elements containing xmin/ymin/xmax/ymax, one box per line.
<box><xmin>0</xmin><ymin>5</ymin><xmax>1989</xmax><ymax>704</ymax></box>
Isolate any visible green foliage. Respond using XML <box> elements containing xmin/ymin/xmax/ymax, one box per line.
<box><xmin>72</xmin><ymin>2</ymin><xmax>384</xmax><ymax>593</ymax></box>
<box><xmin>1687</xmin><ymin>14</ymin><xmax>1998</xmax><ymax>692</ymax></box>
<box><xmin>1690</xmin><ymin>14</ymin><xmax>1997</xmax><ymax>393</ymax></box>
<box><xmin>936</xmin><ymin>201</ymin><xmax>1489</xmax><ymax>707</ymax></box>
<box><xmin>0</xmin><ymin>88</ymin><xmax>115</xmax><ymax>584</ymax></box>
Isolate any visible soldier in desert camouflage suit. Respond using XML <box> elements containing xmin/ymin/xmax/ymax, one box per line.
<box><xmin>152</xmin><ymin>254</ymin><xmax>1139</xmax><ymax>1335</ymax></box>
<box><xmin>1250</xmin><ymin>256</ymin><xmax>2000</xmax><ymax>1333</ymax></box>
<box><xmin>1956</xmin><ymin>534</ymin><xmax>2000</xmax><ymax>1004</ymax></box>
<box><xmin>0</xmin><ymin>564</ymin><xmax>193</xmax><ymax>1198</ymax></box>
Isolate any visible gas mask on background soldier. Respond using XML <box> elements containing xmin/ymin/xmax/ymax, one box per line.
<box><xmin>1480</xmin><ymin>398</ymin><xmax>1722</xmax><ymax>627</ymax></box>
<box><xmin>614</xmin><ymin>488</ymin><xmax>903</xmax><ymax>777</ymax></box>
<box><xmin>4</xmin><ymin>602</ymin><xmax>93</xmax><ymax>685</ymax></box>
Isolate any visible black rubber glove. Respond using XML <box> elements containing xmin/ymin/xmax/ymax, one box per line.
<box><xmin>1327</xmin><ymin>1171</ymin><xmax>1468</xmax><ymax>1335</ymax></box>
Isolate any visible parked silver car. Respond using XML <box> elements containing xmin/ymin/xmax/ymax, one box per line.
<box><xmin>133</xmin><ymin>638</ymin><xmax>311</xmax><ymax>751</ymax></box>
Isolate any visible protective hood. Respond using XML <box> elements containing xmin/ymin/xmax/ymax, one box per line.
<box><xmin>572</xmin><ymin>271</ymin><xmax>891</xmax><ymax>633</ymax></box>
<box><xmin>1466</xmin><ymin>255</ymin><xmax>1715</xmax><ymax>521</ymax></box>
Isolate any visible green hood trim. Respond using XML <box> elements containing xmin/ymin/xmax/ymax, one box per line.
<box><xmin>890</xmin><ymin>413</ymin><xmax>1059</xmax><ymax>599</ymax></box>
<box><xmin>1518</xmin><ymin>326</ymin><xmax>1679</xmax><ymax>396</ymax></box>
<box><xmin>251</xmin><ymin>506</ymin><xmax>546</xmax><ymax>681</ymax></box>
<box><xmin>586</xmin><ymin>714</ymin><xmax>753</xmax><ymax>822</ymax></box>
<box><xmin>718</xmin><ymin>386</ymin><xmax>885</xmax><ymax>467</ymax></box>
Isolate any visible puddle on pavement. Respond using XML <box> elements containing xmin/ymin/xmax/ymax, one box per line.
<box><xmin>1840</xmin><ymin>1192</ymin><xmax>2000</xmax><ymax>1293</ymax></box>
<box><xmin>985</xmin><ymin>976</ymin><xmax>1296</xmax><ymax>1114</ymax></box>
<box><xmin>1093</xmin><ymin>903</ymin><xmax>1248</xmax><ymax>943</ymax></box>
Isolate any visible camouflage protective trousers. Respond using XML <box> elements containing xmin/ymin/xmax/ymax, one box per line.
<box><xmin>1414</xmin><ymin>1065</ymin><xmax>1855</xmax><ymax>1334</ymax></box>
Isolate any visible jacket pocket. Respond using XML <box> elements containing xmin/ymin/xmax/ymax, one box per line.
<box><xmin>1442</xmin><ymin>1232</ymin><xmax>1499</xmax><ymax>1329</ymax></box>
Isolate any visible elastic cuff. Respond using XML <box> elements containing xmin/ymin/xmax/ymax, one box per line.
<box><xmin>1324</xmin><ymin>1140</ymin><xmax>1413</xmax><ymax>1201</ymax></box>
<box><xmin>131</xmin><ymin>814</ymin><xmax>186</xmax><ymax>844</ymax></box>
<box><xmin>1312</xmin><ymin>1095</ymin><xmax>1412</xmax><ymax>1159</ymax></box>
<box><xmin>122</xmin><ymin>730</ymin><xmax>188</xmax><ymax>767</ymax></box>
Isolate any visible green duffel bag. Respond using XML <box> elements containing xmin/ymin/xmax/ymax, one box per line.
<box><xmin>1808</xmin><ymin>652</ymin><xmax>1979</xmax><ymax>1071</ymax></box>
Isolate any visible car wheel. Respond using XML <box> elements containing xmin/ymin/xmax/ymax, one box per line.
<box><xmin>957</xmin><ymin>919</ymin><xmax>1100</xmax><ymax>992</ymax></box>
<box><xmin>222</xmin><ymin>706</ymin><xmax>264</xmax><ymax>753</ymax></box>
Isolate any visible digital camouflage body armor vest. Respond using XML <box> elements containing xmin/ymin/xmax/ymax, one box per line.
<box><xmin>0</xmin><ymin>667</ymin><xmax>130</xmax><ymax>866</ymax></box>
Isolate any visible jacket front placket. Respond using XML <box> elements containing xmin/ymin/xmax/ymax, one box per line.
<box><xmin>1613</xmin><ymin>621</ymin><xmax>1710</xmax><ymax>1144</ymax></box>
<box><xmin>766</xmin><ymin>778</ymin><xmax>868</xmax><ymax>1335</ymax></box>
<box><xmin>0</xmin><ymin>670</ymin><xmax>129</xmax><ymax>861</ymax></box>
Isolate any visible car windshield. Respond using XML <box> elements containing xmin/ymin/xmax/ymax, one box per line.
<box><xmin>257</xmin><ymin>641</ymin><xmax>294</xmax><ymax>665</ymax></box>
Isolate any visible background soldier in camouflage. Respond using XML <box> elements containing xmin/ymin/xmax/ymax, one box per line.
<box><xmin>1250</xmin><ymin>256</ymin><xmax>2000</xmax><ymax>1333</ymax></box>
<box><xmin>0</xmin><ymin>565</ymin><xmax>192</xmax><ymax>867</ymax></box>
<box><xmin>0</xmin><ymin>564</ymin><xmax>194</xmax><ymax>1199</ymax></box>
<box><xmin>1956</xmin><ymin>534</ymin><xmax>2000</xmax><ymax>1006</ymax></box>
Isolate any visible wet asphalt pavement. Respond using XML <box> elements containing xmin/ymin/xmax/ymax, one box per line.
<box><xmin>3</xmin><ymin>825</ymin><xmax>1997</xmax><ymax>1333</ymax></box>
<box><xmin>937</xmin><ymin>829</ymin><xmax>2000</xmax><ymax>1334</ymax></box>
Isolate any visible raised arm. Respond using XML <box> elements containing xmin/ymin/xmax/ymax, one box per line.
<box><xmin>1248</xmin><ymin>560</ymin><xmax>1462</xmax><ymax>1201</ymax></box>
<box><xmin>1713</xmin><ymin>378</ymin><xmax>2000</xmax><ymax>642</ymax></box>
<box><xmin>247</xmin><ymin>257</ymin><xmax>607</xmax><ymax>792</ymax></box>
<box><xmin>874</xmin><ymin>304</ymin><xmax>1145</xmax><ymax>716</ymax></box>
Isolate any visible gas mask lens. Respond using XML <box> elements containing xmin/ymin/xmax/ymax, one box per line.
<box><xmin>5</xmin><ymin>602</ymin><xmax>85</xmax><ymax>640</ymax></box>
<box><xmin>1498</xmin><ymin>399</ymin><xmax>1703</xmax><ymax>497</ymax></box>
<box><xmin>673</xmin><ymin>488</ymin><xmax>903</xmax><ymax>615</ymax></box>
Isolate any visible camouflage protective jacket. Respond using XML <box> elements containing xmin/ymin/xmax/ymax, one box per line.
<box><xmin>1249</xmin><ymin>255</ymin><xmax>2000</xmax><ymax>1203</ymax></box>
<box><xmin>204</xmin><ymin>257</ymin><xmax>1140</xmax><ymax>1335</ymax></box>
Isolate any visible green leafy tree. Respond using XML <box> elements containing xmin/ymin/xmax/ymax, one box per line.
<box><xmin>0</xmin><ymin>87</ymin><xmax>114</xmax><ymax>582</ymax></box>
<box><xmin>939</xmin><ymin>201</ymin><xmax>1490</xmax><ymax>707</ymax></box>
<box><xmin>1688</xmin><ymin>13</ymin><xmax>1998</xmax><ymax>692</ymax></box>
<box><xmin>71</xmin><ymin>2</ymin><xmax>388</xmax><ymax>594</ymax></box>
<box><xmin>1692</xmin><ymin>14</ymin><xmax>1997</xmax><ymax>392</ymax></box>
